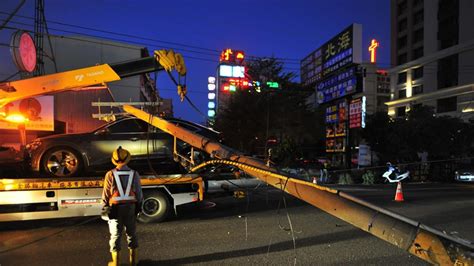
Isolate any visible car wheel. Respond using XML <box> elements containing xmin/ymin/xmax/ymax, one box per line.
<box><xmin>41</xmin><ymin>147</ymin><xmax>83</xmax><ymax>178</ymax></box>
<box><xmin>137</xmin><ymin>190</ymin><xmax>171</xmax><ymax>223</ymax></box>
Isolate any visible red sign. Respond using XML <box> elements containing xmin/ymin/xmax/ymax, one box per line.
<box><xmin>349</xmin><ymin>98</ymin><xmax>362</xmax><ymax>128</ymax></box>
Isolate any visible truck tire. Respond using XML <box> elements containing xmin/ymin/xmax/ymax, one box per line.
<box><xmin>138</xmin><ymin>190</ymin><xmax>171</xmax><ymax>223</ymax></box>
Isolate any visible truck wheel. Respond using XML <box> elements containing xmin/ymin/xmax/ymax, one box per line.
<box><xmin>138</xmin><ymin>191</ymin><xmax>171</xmax><ymax>223</ymax></box>
<box><xmin>41</xmin><ymin>147</ymin><xmax>83</xmax><ymax>178</ymax></box>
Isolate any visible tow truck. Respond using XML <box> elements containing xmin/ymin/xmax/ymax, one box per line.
<box><xmin>0</xmin><ymin>49</ymin><xmax>204</xmax><ymax>224</ymax></box>
<box><xmin>0</xmin><ymin>48</ymin><xmax>473</xmax><ymax>265</ymax></box>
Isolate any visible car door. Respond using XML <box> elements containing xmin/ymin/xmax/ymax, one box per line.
<box><xmin>140</xmin><ymin>121</ymin><xmax>173</xmax><ymax>160</ymax></box>
<box><xmin>88</xmin><ymin>118</ymin><xmax>147</xmax><ymax>168</ymax></box>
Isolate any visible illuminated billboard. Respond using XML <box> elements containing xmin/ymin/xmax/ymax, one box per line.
<box><xmin>219</xmin><ymin>65</ymin><xmax>245</xmax><ymax>78</ymax></box>
<box><xmin>220</xmin><ymin>49</ymin><xmax>245</xmax><ymax>64</ymax></box>
<box><xmin>301</xmin><ymin>24</ymin><xmax>362</xmax><ymax>87</ymax></box>
<box><xmin>349</xmin><ymin>96</ymin><xmax>366</xmax><ymax>129</ymax></box>
<box><xmin>316</xmin><ymin>66</ymin><xmax>361</xmax><ymax>104</ymax></box>
<box><xmin>325</xmin><ymin>100</ymin><xmax>347</xmax><ymax>153</ymax></box>
<box><xmin>0</xmin><ymin>96</ymin><xmax>54</xmax><ymax>131</ymax></box>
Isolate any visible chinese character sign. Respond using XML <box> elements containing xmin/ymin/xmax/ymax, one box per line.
<box><xmin>301</xmin><ymin>24</ymin><xmax>362</xmax><ymax>86</ymax></box>
<box><xmin>349</xmin><ymin>97</ymin><xmax>366</xmax><ymax>128</ymax></box>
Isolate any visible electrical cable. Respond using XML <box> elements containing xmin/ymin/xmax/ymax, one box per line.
<box><xmin>0</xmin><ymin>71</ymin><xmax>20</xmax><ymax>82</ymax></box>
<box><xmin>0</xmin><ymin>16</ymin><xmax>303</xmax><ymax>64</ymax></box>
<box><xmin>0</xmin><ymin>0</ymin><xmax>25</xmax><ymax>31</ymax></box>
<box><xmin>0</xmin><ymin>11</ymin><xmax>221</xmax><ymax>54</ymax></box>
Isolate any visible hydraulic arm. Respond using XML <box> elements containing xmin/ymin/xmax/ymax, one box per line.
<box><xmin>0</xmin><ymin>49</ymin><xmax>186</xmax><ymax>109</ymax></box>
<box><xmin>123</xmin><ymin>104</ymin><xmax>474</xmax><ymax>266</ymax></box>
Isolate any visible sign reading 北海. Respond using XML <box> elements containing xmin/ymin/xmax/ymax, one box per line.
<box><xmin>301</xmin><ymin>24</ymin><xmax>362</xmax><ymax>87</ymax></box>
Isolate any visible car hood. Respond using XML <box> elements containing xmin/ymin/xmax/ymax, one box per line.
<box><xmin>35</xmin><ymin>132</ymin><xmax>92</xmax><ymax>142</ymax></box>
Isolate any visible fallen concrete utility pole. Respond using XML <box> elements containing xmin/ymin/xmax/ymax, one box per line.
<box><xmin>124</xmin><ymin>105</ymin><xmax>474</xmax><ymax>265</ymax></box>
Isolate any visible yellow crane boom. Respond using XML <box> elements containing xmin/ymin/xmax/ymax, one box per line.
<box><xmin>0</xmin><ymin>64</ymin><xmax>120</xmax><ymax>108</ymax></box>
<box><xmin>0</xmin><ymin>49</ymin><xmax>186</xmax><ymax>109</ymax></box>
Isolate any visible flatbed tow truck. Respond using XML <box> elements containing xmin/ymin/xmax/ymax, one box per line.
<box><xmin>0</xmin><ymin>48</ymin><xmax>473</xmax><ymax>265</ymax></box>
<box><xmin>0</xmin><ymin>49</ymin><xmax>206</xmax><ymax>224</ymax></box>
<box><xmin>0</xmin><ymin>174</ymin><xmax>203</xmax><ymax>223</ymax></box>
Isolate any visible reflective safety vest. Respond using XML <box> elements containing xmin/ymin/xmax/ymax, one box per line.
<box><xmin>109</xmin><ymin>169</ymin><xmax>137</xmax><ymax>205</ymax></box>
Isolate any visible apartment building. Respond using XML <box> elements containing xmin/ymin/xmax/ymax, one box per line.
<box><xmin>387</xmin><ymin>0</ymin><xmax>474</xmax><ymax>119</ymax></box>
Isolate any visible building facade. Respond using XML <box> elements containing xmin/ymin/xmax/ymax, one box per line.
<box><xmin>387</xmin><ymin>0</ymin><xmax>474</xmax><ymax>119</ymax></box>
<box><xmin>301</xmin><ymin>24</ymin><xmax>391</xmax><ymax>166</ymax></box>
<box><xmin>42</xmin><ymin>35</ymin><xmax>171</xmax><ymax>134</ymax></box>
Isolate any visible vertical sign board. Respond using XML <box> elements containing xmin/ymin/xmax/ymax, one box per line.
<box><xmin>207</xmin><ymin>76</ymin><xmax>216</xmax><ymax>125</ymax></box>
<box><xmin>349</xmin><ymin>96</ymin><xmax>366</xmax><ymax>129</ymax></box>
<box><xmin>358</xmin><ymin>144</ymin><xmax>371</xmax><ymax>166</ymax></box>
<box><xmin>0</xmin><ymin>96</ymin><xmax>54</xmax><ymax>131</ymax></box>
<box><xmin>325</xmin><ymin>100</ymin><xmax>347</xmax><ymax>153</ymax></box>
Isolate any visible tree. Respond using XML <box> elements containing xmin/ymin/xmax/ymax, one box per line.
<box><xmin>214</xmin><ymin>57</ymin><xmax>325</xmax><ymax>166</ymax></box>
<box><xmin>362</xmin><ymin>105</ymin><xmax>474</xmax><ymax>164</ymax></box>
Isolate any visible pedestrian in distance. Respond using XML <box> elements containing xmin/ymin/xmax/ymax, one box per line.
<box><xmin>319</xmin><ymin>162</ymin><xmax>329</xmax><ymax>184</ymax></box>
<box><xmin>101</xmin><ymin>146</ymin><xmax>143</xmax><ymax>266</ymax></box>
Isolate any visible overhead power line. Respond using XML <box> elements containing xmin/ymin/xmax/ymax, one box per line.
<box><xmin>0</xmin><ymin>11</ymin><xmax>221</xmax><ymax>54</ymax></box>
<box><xmin>0</xmin><ymin>12</ymin><xmax>303</xmax><ymax>63</ymax></box>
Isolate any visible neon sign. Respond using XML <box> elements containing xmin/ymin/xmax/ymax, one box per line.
<box><xmin>220</xmin><ymin>49</ymin><xmax>245</xmax><ymax>63</ymax></box>
<box><xmin>368</xmin><ymin>39</ymin><xmax>379</xmax><ymax>63</ymax></box>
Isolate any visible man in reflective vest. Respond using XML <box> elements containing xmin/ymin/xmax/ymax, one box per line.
<box><xmin>102</xmin><ymin>146</ymin><xmax>143</xmax><ymax>266</ymax></box>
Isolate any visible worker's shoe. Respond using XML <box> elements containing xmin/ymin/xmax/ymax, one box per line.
<box><xmin>108</xmin><ymin>251</ymin><xmax>119</xmax><ymax>266</ymax></box>
<box><xmin>129</xmin><ymin>248</ymin><xmax>138</xmax><ymax>266</ymax></box>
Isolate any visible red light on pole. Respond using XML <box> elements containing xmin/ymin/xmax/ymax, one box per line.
<box><xmin>368</xmin><ymin>39</ymin><xmax>379</xmax><ymax>63</ymax></box>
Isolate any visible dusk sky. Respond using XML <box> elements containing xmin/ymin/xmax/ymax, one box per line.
<box><xmin>1</xmin><ymin>0</ymin><xmax>391</xmax><ymax>123</ymax></box>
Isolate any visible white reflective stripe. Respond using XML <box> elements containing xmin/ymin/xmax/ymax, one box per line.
<box><xmin>112</xmin><ymin>170</ymin><xmax>136</xmax><ymax>201</ymax></box>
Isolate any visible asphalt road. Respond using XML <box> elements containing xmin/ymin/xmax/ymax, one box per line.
<box><xmin>0</xmin><ymin>182</ymin><xmax>473</xmax><ymax>265</ymax></box>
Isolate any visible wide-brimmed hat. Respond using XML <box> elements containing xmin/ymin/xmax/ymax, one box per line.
<box><xmin>111</xmin><ymin>146</ymin><xmax>131</xmax><ymax>166</ymax></box>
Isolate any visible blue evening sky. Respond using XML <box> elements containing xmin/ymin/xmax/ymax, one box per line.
<box><xmin>0</xmin><ymin>0</ymin><xmax>390</xmax><ymax>123</ymax></box>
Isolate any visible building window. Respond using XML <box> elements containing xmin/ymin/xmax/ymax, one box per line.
<box><xmin>438</xmin><ymin>0</ymin><xmax>459</xmax><ymax>49</ymax></box>
<box><xmin>377</xmin><ymin>96</ymin><xmax>390</xmax><ymax>107</ymax></box>
<box><xmin>397</xmin><ymin>106</ymin><xmax>406</xmax><ymax>117</ymax></box>
<box><xmin>413</xmin><ymin>10</ymin><xmax>424</xmax><ymax>25</ymax></box>
<box><xmin>377</xmin><ymin>84</ymin><xmax>390</xmax><ymax>94</ymax></box>
<box><xmin>438</xmin><ymin>54</ymin><xmax>458</xmax><ymax>89</ymax></box>
<box><xmin>412</xmin><ymin>28</ymin><xmax>424</xmax><ymax>44</ymax></box>
<box><xmin>413</xmin><ymin>0</ymin><xmax>423</xmax><ymax>7</ymax></box>
<box><xmin>413</xmin><ymin>85</ymin><xmax>423</xmax><ymax>95</ymax></box>
<box><xmin>437</xmin><ymin>96</ymin><xmax>457</xmax><ymax>113</ymax></box>
<box><xmin>397</xmin><ymin>35</ymin><xmax>407</xmax><ymax>49</ymax></box>
<box><xmin>397</xmin><ymin>72</ymin><xmax>407</xmax><ymax>84</ymax></box>
<box><xmin>398</xmin><ymin>0</ymin><xmax>408</xmax><ymax>16</ymax></box>
<box><xmin>398</xmin><ymin>18</ymin><xmax>407</xmax><ymax>32</ymax></box>
<box><xmin>398</xmin><ymin>53</ymin><xmax>408</xmax><ymax>65</ymax></box>
<box><xmin>413</xmin><ymin>67</ymin><xmax>423</xmax><ymax>80</ymax></box>
<box><xmin>412</xmin><ymin>47</ymin><xmax>424</xmax><ymax>60</ymax></box>
<box><xmin>399</xmin><ymin>89</ymin><xmax>407</xmax><ymax>99</ymax></box>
